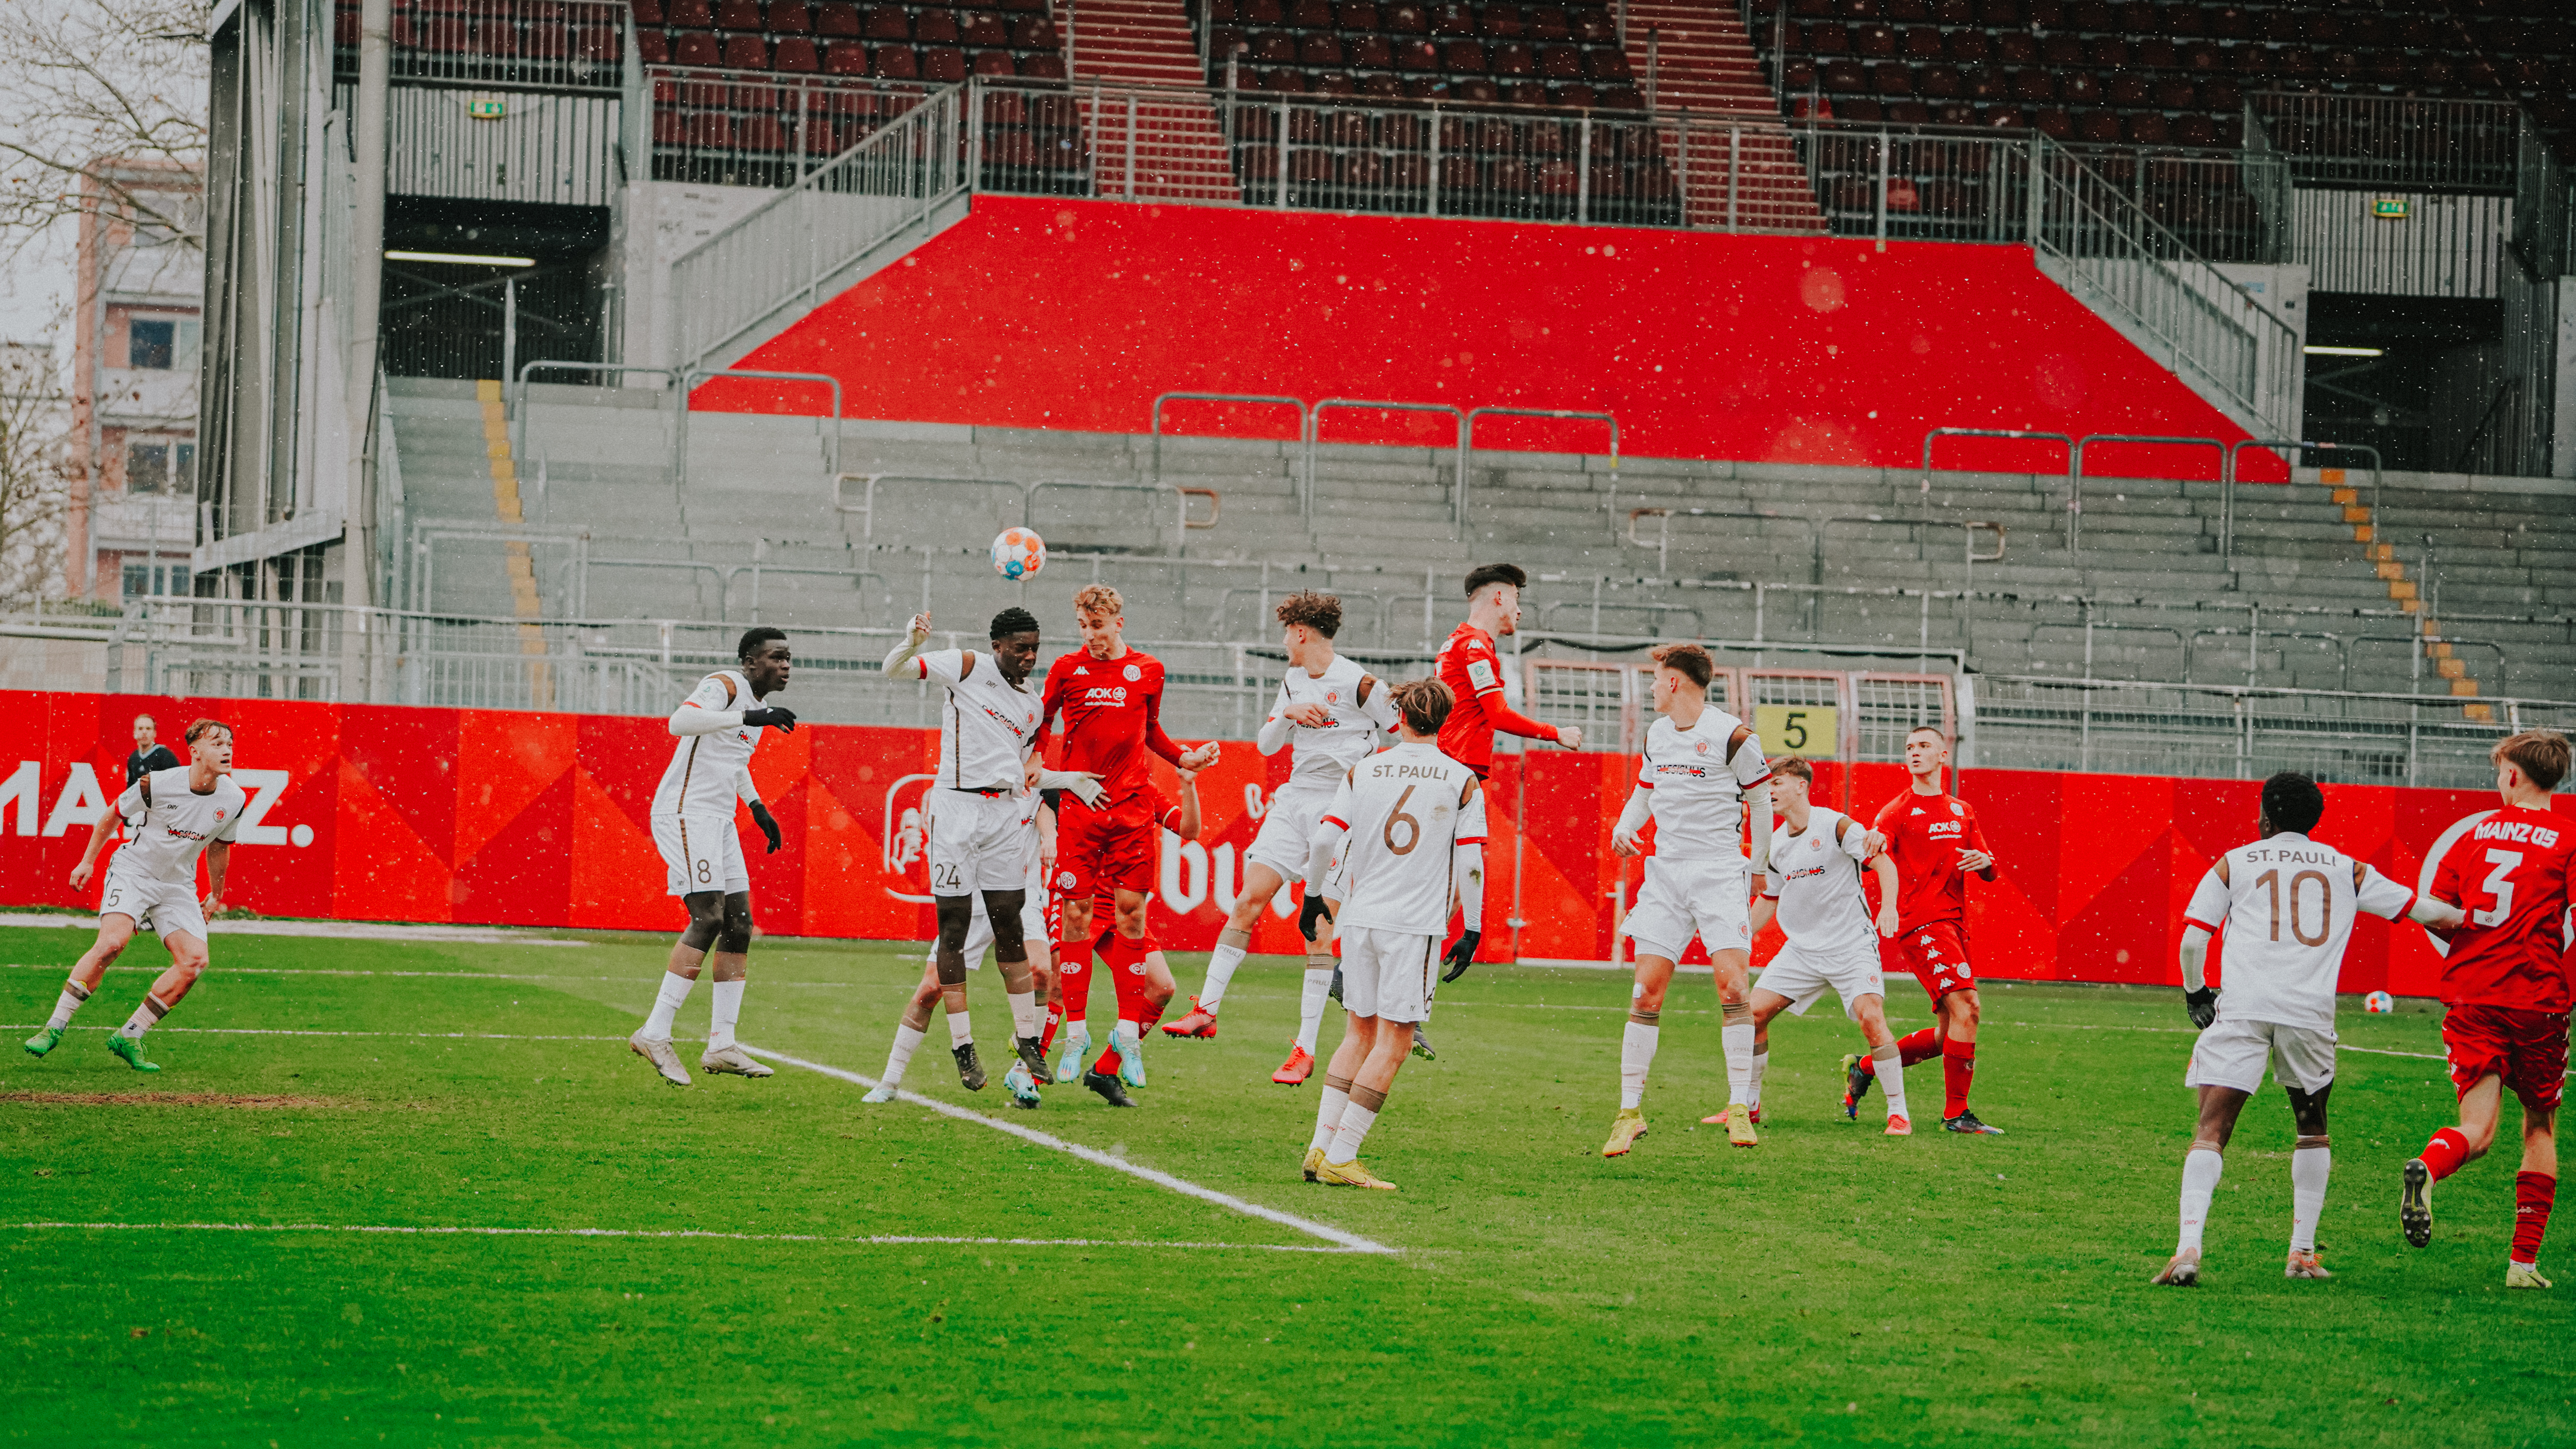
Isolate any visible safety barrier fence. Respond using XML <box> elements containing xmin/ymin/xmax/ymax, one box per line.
<box><xmin>333</xmin><ymin>0</ymin><xmax>627</xmax><ymax>94</ymax></box>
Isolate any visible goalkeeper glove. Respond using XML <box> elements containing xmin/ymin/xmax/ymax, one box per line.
<box><xmin>742</xmin><ymin>706</ymin><xmax>797</xmax><ymax>732</ymax></box>
<box><xmin>1441</xmin><ymin>929</ymin><xmax>1480</xmax><ymax>982</ymax></box>
<box><xmin>1298</xmin><ymin>893</ymin><xmax>1333</xmax><ymax>940</ymax></box>
<box><xmin>749</xmin><ymin>801</ymin><xmax>783</xmax><ymax>854</ymax></box>
<box><xmin>2184</xmin><ymin>986</ymin><xmax>2217</xmax><ymax>1030</ymax></box>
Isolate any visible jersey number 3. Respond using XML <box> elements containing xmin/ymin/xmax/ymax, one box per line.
<box><xmin>2472</xmin><ymin>849</ymin><xmax>2521</xmax><ymax>928</ymax></box>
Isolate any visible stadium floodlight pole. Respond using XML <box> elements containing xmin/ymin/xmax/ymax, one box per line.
<box><xmin>346</xmin><ymin>0</ymin><xmax>392</xmax><ymax>607</ymax></box>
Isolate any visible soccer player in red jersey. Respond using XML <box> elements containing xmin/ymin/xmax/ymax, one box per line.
<box><xmin>1423</xmin><ymin>563</ymin><xmax>1582</xmax><ymax>1058</ymax></box>
<box><xmin>1846</xmin><ymin>723</ymin><xmax>2004</xmax><ymax>1134</ymax></box>
<box><xmin>2401</xmin><ymin>730</ymin><xmax>2576</xmax><ymax>1288</ymax></box>
<box><xmin>1054</xmin><ymin>776</ymin><xmax>1200</xmax><ymax>1107</ymax></box>
<box><xmin>1034</xmin><ymin>584</ymin><xmax>1218</xmax><ymax>1107</ymax></box>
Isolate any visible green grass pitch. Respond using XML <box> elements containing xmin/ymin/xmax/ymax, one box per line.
<box><xmin>5</xmin><ymin>920</ymin><xmax>2574</xmax><ymax>1447</ymax></box>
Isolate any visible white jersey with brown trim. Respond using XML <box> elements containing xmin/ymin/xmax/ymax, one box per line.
<box><xmin>2185</xmin><ymin>832</ymin><xmax>2415</xmax><ymax>1032</ymax></box>
<box><xmin>1320</xmin><ymin>741</ymin><xmax>1487</xmax><ymax>937</ymax></box>
<box><xmin>1266</xmin><ymin>654</ymin><xmax>1398</xmax><ymax>793</ymax></box>
<box><xmin>651</xmin><ymin>669</ymin><xmax>762</xmax><ymax>817</ymax></box>
<box><xmin>1635</xmin><ymin>708</ymin><xmax>1769</xmax><ymax>862</ymax></box>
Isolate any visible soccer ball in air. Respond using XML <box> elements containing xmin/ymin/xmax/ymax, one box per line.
<box><xmin>991</xmin><ymin>527</ymin><xmax>1046</xmax><ymax>581</ymax></box>
<box><xmin>2364</xmin><ymin>990</ymin><xmax>2395</xmax><ymax>1013</ymax></box>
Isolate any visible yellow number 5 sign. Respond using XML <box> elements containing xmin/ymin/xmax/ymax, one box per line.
<box><xmin>1753</xmin><ymin>704</ymin><xmax>1839</xmax><ymax>759</ymax></box>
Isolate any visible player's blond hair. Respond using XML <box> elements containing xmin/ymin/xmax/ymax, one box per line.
<box><xmin>1649</xmin><ymin>642</ymin><xmax>1713</xmax><ymax>687</ymax></box>
<box><xmin>1388</xmin><ymin>678</ymin><xmax>1455</xmax><ymax>737</ymax></box>
<box><xmin>1769</xmin><ymin>756</ymin><xmax>1814</xmax><ymax>783</ymax></box>
<box><xmin>184</xmin><ymin>718</ymin><xmax>233</xmax><ymax>746</ymax></box>
<box><xmin>1073</xmin><ymin>584</ymin><xmax>1124</xmax><ymax>619</ymax></box>
<box><xmin>1275</xmin><ymin>590</ymin><xmax>1342</xmax><ymax>638</ymax></box>
<box><xmin>2493</xmin><ymin>730</ymin><xmax>2570</xmax><ymax>791</ymax></box>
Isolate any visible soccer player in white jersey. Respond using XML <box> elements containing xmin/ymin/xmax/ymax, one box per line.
<box><xmin>865</xmin><ymin>607</ymin><xmax>1104</xmax><ymax>1103</ymax></box>
<box><xmin>919</xmin><ymin>781</ymin><xmax>1060</xmax><ymax>1106</ymax></box>
<box><xmin>29</xmin><ymin>718</ymin><xmax>247</xmax><ymax>1072</ymax></box>
<box><xmin>2151</xmin><ymin>772</ymin><xmax>2464</xmax><ymax>1287</ymax></box>
<box><xmin>629</xmin><ymin>627</ymin><xmax>795</xmax><ymax>1087</ymax></box>
<box><xmin>1298</xmin><ymin>678</ymin><xmax>1486</xmax><ymax>1190</ymax></box>
<box><xmin>1606</xmin><ymin>643</ymin><xmax>1773</xmax><ymax>1147</ymax></box>
<box><xmin>1743</xmin><ymin>759</ymin><xmax>1906</xmax><ymax>1134</ymax></box>
<box><xmin>1164</xmin><ymin>591</ymin><xmax>1397</xmax><ymax>1085</ymax></box>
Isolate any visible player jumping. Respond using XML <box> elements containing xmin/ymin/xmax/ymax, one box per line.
<box><xmin>1424</xmin><ymin>563</ymin><xmax>1582</xmax><ymax>1059</ymax></box>
<box><xmin>2151</xmin><ymin>772</ymin><xmax>2462</xmax><ymax>1287</ymax></box>
<box><xmin>2400</xmin><ymin>730</ymin><xmax>2575</xmax><ymax>1289</ymax></box>
<box><xmin>629</xmin><ymin>627</ymin><xmax>794</xmax><ymax>1087</ymax></box>
<box><xmin>1037</xmin><ymin>585</ymin><xmax>1219</xmax><ymax>1106</ymax></box>
<box><xmin>913</xmin><ymin>774</ymin><xmax>1060</xmax><ymax>1106</ymax></box>
<box><xmin>867</xmin><ymin>608</ymin><xmax>1102</xmax><ymax>1103</ymax></box>
<box><xmin>1847</xmin><ymin>724</ymin><xmax>2002</xmax><ymax>1134</ymax></box>
<box><xmin>1300</xmin><ymin>678</ymin><xmax>1485</xmax><ymax>1190</ymax></box>
<box><xmin>1736</xmin><ymin>758</ymin><xmax>1907</xmax><ymax>1138</ymax></box>
<box><xmin>1164</xmin><ymin>591</ymin><xmax>1397</xmax><ymax>1087</ymax></box>
<box><xmin>1058</xmin><ymin>776</ymin><xmax>1204</xmax><ymax>1106</ymax></box>
<box><xmin>28</xmin><ymin>719</ymin><xmax>246</xmax><ymax>1071</ymax></box>
<box><xmin>1605</xmin><ymin>643</ymin><xmax>1772</xmax><ymax>1151</ymax></box>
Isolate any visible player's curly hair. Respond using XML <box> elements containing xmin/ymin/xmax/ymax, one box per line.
<box><xmin>183</xmin><ymin>718</ymin><xmax>232</xmax><ymax>746</ymax></box>
<box><xmin>1275</xmin><ymin>591</ymin><xmax>1341</xmax><ymax>638</ymax></box>
<box><xmin>989</xmin><ymin>607</ymin><xmax>1041</xmax><ymax>640</ymax></box>
<box><xmin>1649</xmin><ymin>642</ymin><xmax>1713</xmax><ymax>687</ymax></box>
<box><xmin>736</xmin><ymin>625</ymin><xmax>788</xmax><ymax>661</ymax></box>
<box><xmin>1388</xmin><ymin>678</ymin><xmax>1455</xmax><ymax>737</ymax></box>
<box><xmin>1073</xmin><ymin>584</ymin><xmax>1124</xmax><ymax>618</ymax></box>
<box><xmin>2259</xmin><ymin>771</ymin><xmax>2325</xmax><ymax>836</ymax></box>
<box><xmin>2493</xmin><ymin>730</ymin><xmax>2570</xmax><ymax>792</ymax></box>
<box><xmin>1463</xmin><ymin>563</ymin><xmax>1527</xmax><ymax>599</ymax></box>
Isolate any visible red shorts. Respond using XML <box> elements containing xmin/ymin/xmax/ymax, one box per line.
<box><xmin>1053</xmin><ymin>798</ymin><xmax>1155</xmax><ymax>901</ymax></box>
<box><xmin>2442</xmin><ymin>1004</ymin><xmax>2570</xmax><ymax>1111</ymax></box>
<box><xmin>1880</xmin><ymin>919</ymin><xmax>1974</xmax><ymax>1003</ymax></box>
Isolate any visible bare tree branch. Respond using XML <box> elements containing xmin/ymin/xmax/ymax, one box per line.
<box><xmin>0</xmin><ymin>0</ymin><xmax>212</xmax><ymax>258</ymax></box>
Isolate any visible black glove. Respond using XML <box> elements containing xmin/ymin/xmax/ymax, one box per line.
<box><xmin>1442</xmin><ymin>929</ymin><xmax>1481</xmax><ymax>983</ymax></box>
<box><xmin>2184</xmin><ymin>985</ymin><xmax>2217</xmax><ymax>1030</ymax></box>
<box><xmin>1298</xmin><ymin>892</ymin><xmax>1334</xmax><ymax>940</ymax></box>
<box><xmin>742</xmin><ymin>706</ymin><xmax>797</xmax><ymax>733</ymax></box>
<box><xmin>749</xmin><ymin>801</ymin><xmax>783</xmax><ymax>854</ymax></box>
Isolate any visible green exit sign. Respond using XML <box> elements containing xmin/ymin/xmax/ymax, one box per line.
<box><xmin>467</xmin><ymin>96</ymin><xmax>507</xmax><ymax>120</ymax></box>
<box><xmin>2372</xmin><ymin>197</ymin><xmax>2412</xmax><ymax>220</ymax></box>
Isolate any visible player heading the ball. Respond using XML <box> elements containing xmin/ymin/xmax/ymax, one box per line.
<box><xmin>2150</xmin><ymin>771</ymin><xmax>2461</xmax><ymax>1288</ymax></box>
<box><xmin>630</xmin><ymin>627</ymin><xmax>796</xmax><ymax>1087</ymax></box>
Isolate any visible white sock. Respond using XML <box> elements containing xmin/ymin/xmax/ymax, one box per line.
<box><xmin>2178</xmin><ymin>1148</ymin><xmax>2223</xmax><ymax>1252</ymax></box>
<box><xmin>1874</xmin><ymin>1041</ymin><xmax>1909</xmax><ymax>1122</ymax></box>
<box><xmin>882</xmin><ymin>1022</ymin><xmax>927</xmax><ymax>1087</ymax></box>
<box><xmin>1748</xmin><ymin>1048</ymin><xmax>1769</xmax><ymax>1110</ymax></box>
<box><xmin>1313</xmin><ymin>1081</ymin><xmax>1350</xmax><ymax>1153</ymax></box>
<box><xmin>642</xmin><ymin>972</ymin><xmax>696</xmax><ymax>1041</ymax></box>
<box><xmin>1722</xmin><ymin>1017</ymin><xmax>1754</xmax><ymax>1105</ymax></box>
<box><xmin>46</xmin><ymin>982</ymin><xmax>90</xmax><ymax>1031</ymax></box>
<box><xmin>707</xmin><ymin>979</ymin><xmax>744</xmax><ymax>1050</ymax></box>
<box><xmin>2290</xmin><ymin>1145</ymin><xmax>2330</xmax><ymax>1253</ymax></box>
<box><xmin>947</xmin><ymin>1008</ymin><xmax>973</xmax><ymax>1048</ymax></box>
<box><xmin>1326</xmin><ymin>1100</ymin><xmax>1379</xmax><ymax>1165</ymax></box>
<box><xmin>1006</xmin><ymin>989</ymin><xmax>1039</xmax><ymax>1040</ymax></box>
<box><xmin>1619</xmin><ymin>1020</ymin><xmax>1658</xmax><ymax>1111</ymax></box>
<box><xmin>1295</xmin><ymin>964</ymin><xmax>1334</xmax><ymax>1054</ymax></box>
<box><xmin>1200</xmin><ymin>931</ymin><xmax>1251</xmax><ymax>1012</ymax></box>
<box><xmin>1113</xmin><ymin>1019</ymin><xmax>1141</xmax><ymax>1060</ymax></box>
<box><xmin>118</xmin><ymin>996</ymin><xmax>167</xmax><ymax>1040</ymax></box>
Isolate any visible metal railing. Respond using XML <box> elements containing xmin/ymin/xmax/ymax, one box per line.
<box><xmin>2029</xmin><ymin>134</ymin><xmax>2297</xmax><ymax>438</ymax></box>
<box><xmin>832</xmin><ymin>473</ymin><xmax>1219</xmax><ymax>554</ymax></box>
<box><xmin>335</xmin><ymin>0</ymin><xmax>626</xmax><ymax>94</ymax></box>
<box><xmin>1919</xmin><ymin>427</ymin><xmax>2074</xmax><ymax>542</ymax></box>
<box><xmin>2249</xmin><ymin>93</ymin><xmax>2521</xmax><ymax>195</ymax></box>
<box><xmin>1309</xmin><ymin>400</ymin><xmax>1464</xmax><ymax>525</ymax></box>
<box><xmin>2221</xmin><ymin>440</ymin><xmax>2382</xmax><ymax>568</ymax></box>
<box><xmin>645</xmin><ymin>66</ymin><xmax>937</xmax><ymax>184</ymax></box>
<box><xmin>1465</xmin><ymin>406</ymin><xmax>1617</xmax><ymax>520</ymax></box>
<box><xmin>2069</xmin><ymin>434</ymin><xmax>2224</xmax><ymax>557</ymax></box>
<box><xmin>670</xmin><ymin>82</ymin><xmax>968</xmax><ymax>373</ymax></box>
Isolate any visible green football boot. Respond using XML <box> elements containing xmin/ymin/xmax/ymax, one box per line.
<box><xmin>106</xmin><ymin>1034</ymin><xmax>160</xmax><ymax>1072</ymax></box>
<box><xmin>22</xmin><ymin>1026</ymin><xmax>63</xmax><ymax>1058</ymax></box>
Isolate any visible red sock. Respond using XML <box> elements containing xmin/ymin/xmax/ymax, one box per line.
<box><xmin>2419</xmin><ymin>1126</ymin><xmax>2472</xmax><ymax>1182</ymax></box>
<box><xmin>2515</xmin><ymin>1171</ymin><xmax>2557</xmax><ymax>1264</ymax></box>
<box><xmin>1941</xmin><ymin>1037</ymin><xmax>1976</xmax><ymax>1118</ymax></box>
<box><xmin>1860</xmin><ymin>1027</ymin><xmax>1940</xmax><ymax>1078</ymax></box>
<box><xmin>1040</xmin><ymin>1004</ymin><xmax>1062</xmax><ymax>1056</ymax></box>
<box><xmin>1093</xmin><ymin>934</ymin><xmax>1148</xmax><ymax>1075</ymax></box>
<box><xmin>1056</xmin><ymin>937</ymin><xmax>1093</xmax><ymax>1024</ymax></box>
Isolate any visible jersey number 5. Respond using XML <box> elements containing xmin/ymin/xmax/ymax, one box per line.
<box><xmin>2472</xmin><ymin>849</ymin><xmax>2522</xmax><ymax>928</ymax></box>
<box><xmin>1382</xmin><ymin>786</ymin><xmax>1420</xmax><ymax>857</ymax></box>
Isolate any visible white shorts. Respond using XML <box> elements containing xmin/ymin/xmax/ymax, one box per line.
<box><xmin>98</xmin><ymin>868</ymin><xmax>206</xmax><ymax>942</ymax></box>
<box><xmin>925</xmin><ymin>790</ymin><xmax>1033</xmax><ymax>896</ymax></box>
<box><xmin>1624</xmin><ymin>856</ymin><xmax>1752</xmax><ymax>961</ymax></box>
<box><xmin>1337</xmin><ymin>925</ymin><xmax>1441</xmax><ymax>1024</ymax></box>
<box><xmin>926</xmin><ymin>855</ymin><xmax>1050</xmax><ymax>971</ymax></box>
<box><xmin>1755</xmin><ymin>938</ymin><xmax>1886</xmax><ymax>1022</ymax></box>
<box><xmin>655</xmin><ymin>813</ymin><xmax>747</xmax><ymax>897</ymax></box>
<box><xmin>1245</xmin><ymin>784</ymin><xmax>1334</xmax><ymax>881</ymax></box>
<box><xmin>2185</xmin><ymin>1017</ymin><xmax>2337</xmax><ymax>1095</ymax></box>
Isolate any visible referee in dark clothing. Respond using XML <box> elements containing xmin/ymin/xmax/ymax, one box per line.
<box><xmin>124</xmin><ymin>714</ymin><xmax>179</xmax><ymax>788</ymax></box>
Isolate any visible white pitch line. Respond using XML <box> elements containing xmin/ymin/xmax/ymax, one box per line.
<box><xmin>741</xmin><ymin>1046</ymin><xmax>1398</xmax><ymax>1257</ymax></box>
<box><xmin>2</xmin><ymin>1024</ymin><xmax>633</xmax><ymax>1042</ymax></box>
<box><xmin>0</xmin><ymin>915</ymin><xmax>591</xmax><ymax>945</ymax></box>
<box><xmin>7</xmin><ymin>1222</ymin><xmax>1369</xmax><ymax>1253</ymax></box>
<box><xmin>0</xmin><ymin>964</ymin><xmax>860</xmax><ymax>988</ymax></box>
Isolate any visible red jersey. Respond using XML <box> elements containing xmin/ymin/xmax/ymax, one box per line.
<box><xmin>1037</xmin><ymin>647</ymin><xmax>1185</xmax><ymax>815</ymax></box>
<box><xmin>2431</xmin><ymin>805</ymin><xmax>2576</xmax><ymax>1013</ymax></box>
<box><xmin>1434</xmin><ymin>622</ymin><xmax>1557</xmax><ymax>777</ymax></box>
<box><xmin>1871</xmin><ymin>788</ymin><xmax>1996</xmax><ymax>928</ymax></box>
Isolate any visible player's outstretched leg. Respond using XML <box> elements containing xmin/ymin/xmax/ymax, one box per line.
<box><xmin>698</xmin><ymin>893</ymin><xmax>773</xmax><ymax>1078</ymax></box>
<box><xmin>2404</xmin><ymin>1118</ymin><xmax>2477</xmax><ymax>1249</ymax></box>
<box><xmin>1603</xmin><ymin>1005</ymin><xmax>1658</xmax><ymax>1158</ymax></box>
<box><xmin>2155</xmin><ymin>1146</ymin><xmax>2222</xmax><ymax>1286</ymax></box>
<box><xmin>27</xmin><ymin>921</ymin><xmax>124</xmax><ymax>1058</ymax></box>
<box><xmin>1277</xmin><ymin>949</ymin><xmax>1336</xmax><ymax>1084</ymax></box>
<box><xmin>106</xmin><ymin>934</ymin><xmax>208</xmax><ymax>1074</ymax></box>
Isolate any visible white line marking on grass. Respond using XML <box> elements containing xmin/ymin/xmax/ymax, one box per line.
<box><xmin>1</xmin><ymin>964</ymin><xmax>858</xmax><ymax>988</ymax></box>
<box><xmin>742</xmin><ymin>1046</ymin><xmax>1400</xmax><ymax>1257</ymax></box>
<box><xmin>3</xmin><ymin>1024</ymin><xmax>633</xmax><ymax>1042</ymax></box>
<box><xmin>0</xmin><ymin>916</ymin><xmax>590</xmax><ymax>945</ymax></box>
<box><xmin>7</xmin><ymin>1222</ymin><xmax>1369</xmax><ymax>1253</ymax></box>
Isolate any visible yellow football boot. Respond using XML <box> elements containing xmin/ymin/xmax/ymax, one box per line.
<box><xmin>1726</xmin><ymin>1100</ymin><xmax>1759</xmax><ymax>1148</ymax></box>
<box><xmin>1602</xmin><ymin>1108</ymin><xmax>1649</xmax><ymax>1158</ymax></box>
<box><xmin>1302</xmin><ymin>1146</ymin><xmax>1325</xmax><ymax>1182</ymax></box>
<box><xmin>1315</xmin><ymin>1157</ymin><xmax>1398</xmax><ymax>1190</ymax></box>
<box><xmin>2507</xmin><ymin>1261</ymin><xmax>2554</xmax><ymax>1290</ymax></box>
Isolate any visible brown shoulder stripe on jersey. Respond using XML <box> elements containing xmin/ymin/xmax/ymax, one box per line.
<box><xmin>1728</xmin><ymin>723</ymin><xmax>1753</xmax><ymax>755</ymax></box>
<box><xmin>2215</xmin><ymin>856</ymin><xmax>2231</xmax><ymax>886</ymax></box>
<box><xmin>1833</xmin><ymin>815</ymin><xmax>1852</xmax><ymax>842</ymax></box>
<box><xmin>709</xmin><ymin>672</ymin><xmax>737</xmax><ymax>704</ymax></box>
<box><xmin>1459</xmin><ymin>775</ymin><xmax>1477</xmax><ymax>807</ymax></box>
<box><xmin>2352</xmin><ymin>859</ymin><xmax>2368</xmax><ymax>889</ymax></box>
<box><xmin>959</xmin><ymin>650</ymin><xmax>978</xmax><ymax>680</ymax></box>
<box><xmin>1356</xmin><ymin>674</ymin><xmax>1375</xmax><ymax>704</ymax></box>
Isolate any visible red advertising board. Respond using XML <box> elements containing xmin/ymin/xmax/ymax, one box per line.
<box><xmin>6</xmin><ymin>692</ymin><xmax>2549</xmax><ymax>999</ymax></box>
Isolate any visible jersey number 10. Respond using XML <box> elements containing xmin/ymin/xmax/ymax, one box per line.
<box><xmin>2257</xmin><ymin>868</ymin><xmax>2331</xmax><ymax>947</ymax></box>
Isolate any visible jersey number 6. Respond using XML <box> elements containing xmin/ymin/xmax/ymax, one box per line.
<box><xmin>1382</xmin><ymin>786</ymin><xmax>1420</xmax><ymax>857</ymax></box>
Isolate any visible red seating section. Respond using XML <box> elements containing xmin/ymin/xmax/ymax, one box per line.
<box><xmin>1190</xmin><ymin>0</ymin><xmax>1643</xmax><ymax>110</ymax></box>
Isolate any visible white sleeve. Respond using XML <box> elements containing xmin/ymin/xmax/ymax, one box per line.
<box><xmin>1455</xmin><ymin>776</ymin><xmax>1488</xmax><ymax>842</ymax></box>
<box><xmin>1255</xmin><ymin>681</ymin><xmax>1295</xmax><ymax>755</ymax></box>
<box><xmin>2354</xmin><ymin>860</ymin><xmax>2415</xmax><ymax>921</ymax></box>
<box><xmin>114</xmin><ymin>779</ymin><xmax>145</xmax><ymax>822</ymax></box>
<box><xmin>1731</xmin><ymin>730</ymin><xmax>1772</xmax><ymax>788</ymax></box>
<box><xmin>1358</xmin><ymin>674</ymin><xmax>1400</xmax><ymax>733</ymax></box>
<box><xmin>669</xmin><ymin>674</ymin><xmax>743</xmax><ymax>737</ymax></box>
<box><xmin>2183</xmin><ymin>865</ymin><xmax>2229</xmax><ymax>933</ymax></box>
<box><xmin>212</xmin><ymin>785</ymin><xmax>243</xmax><ymax>842</ymax></box>
<box><xmin>1834</xmin><ymin>814</ymin><xmax>1871</xmax><ymax>862</ymax></box>
<box><xmin>1307</xmin><ymin>773</ymin><xmax>1357</xmax><ymax>893</ymax></box>
<box><xmin>915</xmin><ymin>648</ymin><xmax>967</xmax><ymax>689</ymax></box>
<box><xmin>1614</xmin><ymin>785</ymin><xmax>1652</xmax><ymax>838</ymax></box>
<box><xmin>737</xmin><ymin>766</ymin><xmax>762</xmax><ymax>806</ymax></box>
<box><xmin>1763</xmin><ymin>871</ymin><xmax>1783</xmax><ymax>900</ymax></box>
<box><xmin>1453</xmin><ymin>841</ymin><xmax>1485</xmax><ymax>927</ymax></box>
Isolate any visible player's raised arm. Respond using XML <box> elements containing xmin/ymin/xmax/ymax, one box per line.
<box><xmin>1255</xmin><ymin>679</ymin><xmax>1299</xmax><ymax>755</ymax></box>
<box><xmin>880</xmin><ymin>611</ymin><xmax>934</xmax><ymax>676</ymax></box>
<box><xmin>1356</xmin><ymin>674</ymin><xmax>1398</xmax><ymax>735</ymax></box>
